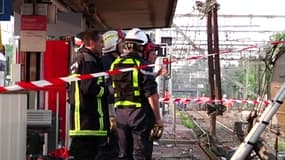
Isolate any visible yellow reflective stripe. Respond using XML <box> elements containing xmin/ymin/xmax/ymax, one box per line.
<box><xmin>104</xmin><ymin>34</ymin><xmax>116</xmax><ymax>42</ymax></box>
<box><xmin>70</xmin><ymin>73</ymin><xmax>106</xmax><ymax>134</ymax></box>
<box><xmin>111</xmin><ymin>58</ymin><xmax>142</xmax><ymax>102</ymax></box>
<box><xmin>70</xmin><ymin>74</ymin><xmax>80</xmax><ymax>77</ymax></box>
<box><xmin>112</xmin><ymin>81</ymin><xmax>115</xmax><ymax>89</ymax></box>
<box><xmin>133</xmin><ymin>68</ymin><xmax>138</xmax><ymax>87</ymax></box>
<box><xmin>110</xmin><ymin>58</ymin><xmax>121</xmax><ymax>70</ymax></box>
<box><xmin>96</xmin><ymin>77</ymin><xmax>104</xmax><ymax>97</ymax></box>
<box><xmin>97</xmin><ymin>77</ymin><xmax>103</xmax><ymax>84</ymax></box>
<box><xmin>69</xmin><ymin>130</ymin><xmax>107</xmax><ymax>136</ymax></box>
<box><xmin>111</xmin><ymin>58</ymin><xmax>121</xmax><ymax>89</ymax></box>
<box><xmin>96</xmin><ymin>86</ymin><xmax>104</xmax><ymax>97</ymax></box>
<box><xmin>115</xmin><ymin>100</ymin><xmax>141</xmax><ymax>108</ymax></box>
<box><xmin>132</xmin><ymin>59</ymin><xmax>140</xmax><ymax>95</ymax></box>
<box><xmin>68</xmin><ymin>74</ymin><xmax>80</xmax><ymax>84</ymax></box>
<box><xmin>119</xmin><ymin>58</ymin><xmax>140</xmax><ymax>96</ymax></box>
<box><xmin>74</xmin><ymin>80</ymin><xmax>80</xmax><ymax>131</ymax></box>
<box><xmin>122</xmin><ymin>58</ymin><xmax>140</xmax><ymax>65</ymax></box>
<box><xmin>96</xmin><ymin>76</ymin><xmax>104</xmax><ymax>130</ymax></box>
<box><xmin>68</xmin><ymin>74</ymin><xmax>81</xmax><ymax>132</ymax></box>
<box><xmin>134</xmin><ymin>90</ymin><xmax>140</xmax><ymax>96</ymax></box>
<box><xmin>97</xmin><ymin>97</ymin><xmax>104</xmax><ymax>130</ymax></box>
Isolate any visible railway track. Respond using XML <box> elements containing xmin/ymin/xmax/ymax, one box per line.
<box><xmin>188</xmin><ymin>110</ymin><xmax>240</xmax><ymax>148</ymax></box>
<box><xmin>153</xmin><ymin>108</ymin><xmax>283</xmax><ymax>159</ymax></box>
<box><xmin>153</xmin><ymin>111</ymin><xmax>219</xmax><ymax>159</ymax></box>
<box><xmin>188</xmin><ymin>109</ymin><xmax>285</xmax><ymax>159</ymax></box>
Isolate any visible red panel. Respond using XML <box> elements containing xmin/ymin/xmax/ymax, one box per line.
<box><xmin>44</xmin><ymin>40</ymin><xmax>69</xmax><ymax>142</ymax></box>
<box><xmin>21</xmin><ymin>15</ymin><xmax>47</xmax><ymax>31</ymax></box>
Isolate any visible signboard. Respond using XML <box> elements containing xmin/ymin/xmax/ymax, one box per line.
<box><xmin>20</xmin><ymin>31</ymin><xmax>47</xmax><ymax>52</ymax></box>
<box><xmin>0</xmin><ymin>0</ymin><xmax>12</xmax><ymax>21</ymax></box>
<box><xmin>161</xmin><ymin>37</ymin><xmax>172</xmax><ymax>46</ymax></box>
<box><xmin>21</xmin><ymin>15</ymin><xmax>47</xmax><ymax>31</ymax></box>
<box><xmin>20</xmin><ymin>15</ymin><xmax>47</xmax><ymax>52</ymax></box>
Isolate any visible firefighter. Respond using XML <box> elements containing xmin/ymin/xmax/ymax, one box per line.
<box><xmin>143</xmin><ymin>35</ymin><xmax>158</xmax><ymax>64</ymax></box>
<box><xmin>110</xmin><ymin>28</ymin><xmax>163</xmax><ymax>160</ymax></box>
<box><xmin>68</xmin><ymin>30</ymin><xmax>110</xmax><ymax>160</ymax></box>
<box><xmin>102</xmin><ymin>30</ymin><xmax>125</xmax><ymax>120</ymax></box>
<box><xmin>143</xmin><ymin>37</ymin><xmax>168</xmax><ymax>77</ymax></box>
<box><xmin>100</xmin><ymin>30</ymin><xmax>126</xmax><ymax>158</ymax></box>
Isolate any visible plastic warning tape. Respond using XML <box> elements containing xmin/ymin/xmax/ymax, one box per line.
<box><xmin>0</xmin><ymin>64</ymin><xmax>154</xmax><ymax>93</ymax></box>
<box><xmin>159</xmin><ymin>97</ymin><xmax>271</xmax><ymax>106</ymax></box>
<box><xmin>0</xmin><ymin>40</ymin><xmax>284</xmax><ymax>93</ymax></box>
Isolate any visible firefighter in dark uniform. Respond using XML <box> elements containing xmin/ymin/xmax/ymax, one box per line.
<box><xmin>143</xmin><ymin>36</ymin><xmax>168</xmax><ymax>77</ymax></box>
<box><xmin>100</xmin><ymin>30</ymin><xmax>126</xmax><ymax>158</ymax></box>
<box><xmin>68</xmin><ymin>30</ymin><xmax>110</xmax><ymax>160</ymax></box>
<box><xmin>102</xmin><ymin>30</ymin><xmax>125</xmax><ymax>119</ymax></box>
<box><xmin>110</xmin><ymin>28</ymin><xmax>163</xmax><ymax>160</ymax></box>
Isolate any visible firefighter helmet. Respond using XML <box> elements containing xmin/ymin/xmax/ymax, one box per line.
<box><xmin>103</xmin><ymin>30</ymin><xmax>125</xmax><ymax>53</ymax></box>
<box><xmin>144</xmin><ymin>41</ymin><xmax>159</xmax><ymax>59</ymax></box>
<box><xmin>74</xmin><ymin>31</ymin><xmax>85</xmax><ymax>47</ymax></box>
<box><xmin>125</xmin><ymin>28</ymin><xmax>148</xmax><ymax>45</ymax></box>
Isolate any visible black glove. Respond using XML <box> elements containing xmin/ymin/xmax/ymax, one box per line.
<box><xmin>149</xmin><ymin>124</ymin><xmax>164</xmax><ymax>140</ymax></box>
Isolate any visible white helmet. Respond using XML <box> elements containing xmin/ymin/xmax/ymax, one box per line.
<box><xmin>125</xmin><ymin>28</ymin><xmax>148</xmax><ymax>45</ymax></box>
<box><xmin>74</xmin><ymin>31</ymin><xmax>85</xmax><ymax>47</ymax></box>
<box><xmin>102</xmin><ymin>30</ymin><xmax>120</xmax><ymax>53</ymax></box>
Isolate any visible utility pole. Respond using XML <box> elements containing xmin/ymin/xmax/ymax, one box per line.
<box><xmin>206</xmin><ymin>0</ymin><xmax>222</xmax><ymax>138</ymax></box>
<box><xmin>207</xmin><ymin>0</ymin><xmax>216</xmax><ymax>138</ymax></box>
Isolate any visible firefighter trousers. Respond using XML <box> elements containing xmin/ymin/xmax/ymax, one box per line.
<box><xmin>116</xmin><ymin>108</ymin><xmax>155</xmax><ymax>160</ymax></box>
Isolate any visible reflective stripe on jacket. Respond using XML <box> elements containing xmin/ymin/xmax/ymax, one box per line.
<box><xmin>110</xmin><ymin>57</ymin><xmax>142</xmax><ymax>108</ymax></box>
<box><xmin>68</xmin><ymin>49</ymin><xmax>109</xmax><ymax>137</ymax></box>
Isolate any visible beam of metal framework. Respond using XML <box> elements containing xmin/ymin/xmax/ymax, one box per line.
<box><xmin>176</xmin><ymin>14</ymin><xmax>285</xmax><ymax>18</ymax></box>
<box><xmin>175</xmin><ymin>25</ymin><xmax>261</xmax><ymax>28</ymax></box>
<box><xmin>172</xmin><ymin>23</ymin><xmax>206</xmax><ymax>53</ymax></box>
<box><xmin>168</xmin><ymin>29</ymin><xmax>285</xmax><ymax>33</ymax></box>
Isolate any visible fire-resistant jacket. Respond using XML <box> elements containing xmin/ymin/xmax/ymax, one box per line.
<box><xmin>68</xmin><ymin>47</ymin><xmax>109</xmax><ymax>137</ymax></box>
<box><xmin>101</xmin><ymin>53</ymin><xmax>117</xmax><ymax>104</ymax></box>
<box><xmin>110</xmin><ymin>52</ymin><xmax>158</xmax><ymax>109</ymax></box>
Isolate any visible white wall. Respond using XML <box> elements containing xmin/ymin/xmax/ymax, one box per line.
<box><xmin>0</xmin><ymin>93</ymin><xmax>27</xmax><ymax>160</ymax></box>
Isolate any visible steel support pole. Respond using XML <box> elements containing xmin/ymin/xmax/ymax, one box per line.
<box><xmin>207</xmin><ymin>0</ymin><xmax>216</xmax><ymax>137</ymax></box>
<box><xmin>231</xmin><ymin>82</ymin><xmax>285</xmax><ymax>160</ymax></box>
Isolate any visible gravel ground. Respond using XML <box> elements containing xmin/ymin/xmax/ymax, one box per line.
<box><xmin>152</xmin><ymin>108</ymin><xmax>284</xmax><ymax>159</ymax></box>
<box><xmin>152</xmin><ymin>112</ymin><xmax>210</xmax><ymax>160</ymax></box>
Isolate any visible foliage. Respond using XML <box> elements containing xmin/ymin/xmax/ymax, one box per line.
<box><xmin>222</xmin><ymin>32</ymin><xmax>285</xmax><ymax>101</ymax></box>
<box><xmin>266</xmin><ymin>32</ymin><xmax>285</xmax><ymax>66</ymax></box>
<box><xmin>247</xmin><ymin>63</ymin><xmax>259</xmax><ymax>99</ymax></box>
<box><xmin>179</xmin><ymin>111</ymin><xmax>194</xmax><ymax>129</ymax></box>
<box><xmin>261</xmin><ymin>32</ymin><xmax>285</xmax><ymax>99</ymax></box>
<box><xmin>278</xmin><ymin>141</ymin><xmax>285</xmax><ymax>151</ymax></box>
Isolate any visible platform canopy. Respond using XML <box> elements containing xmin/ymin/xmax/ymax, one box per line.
<box><xmin>13</xmin><ymin>0</ymin><xmax>177</xmax><ymax>31</ymax></box>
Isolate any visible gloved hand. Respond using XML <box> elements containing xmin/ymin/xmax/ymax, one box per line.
<box><xmin>149</xmin><ymin>124</ymin><xmax>164</xmax><ymax>141</ymax></box>
<box><xmin>110</xmin><ymin>116</ymin><xmax>117</xmax><ymax>131</ymax></box>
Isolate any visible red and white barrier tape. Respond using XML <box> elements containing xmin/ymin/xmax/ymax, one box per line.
<box><xmin>159</xmin><ymin>97</ymin><xmax>271</xmax><ymax>106</ymax></box>
<box><xmin>0</xmin><ymin>40</ymin><xmax>284</xmax><ymax>93</ymax></box>
<box><xmin>0</xmin><ymin>64</ymin><xmax>154</xmax><ymax>92</ymax></box>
